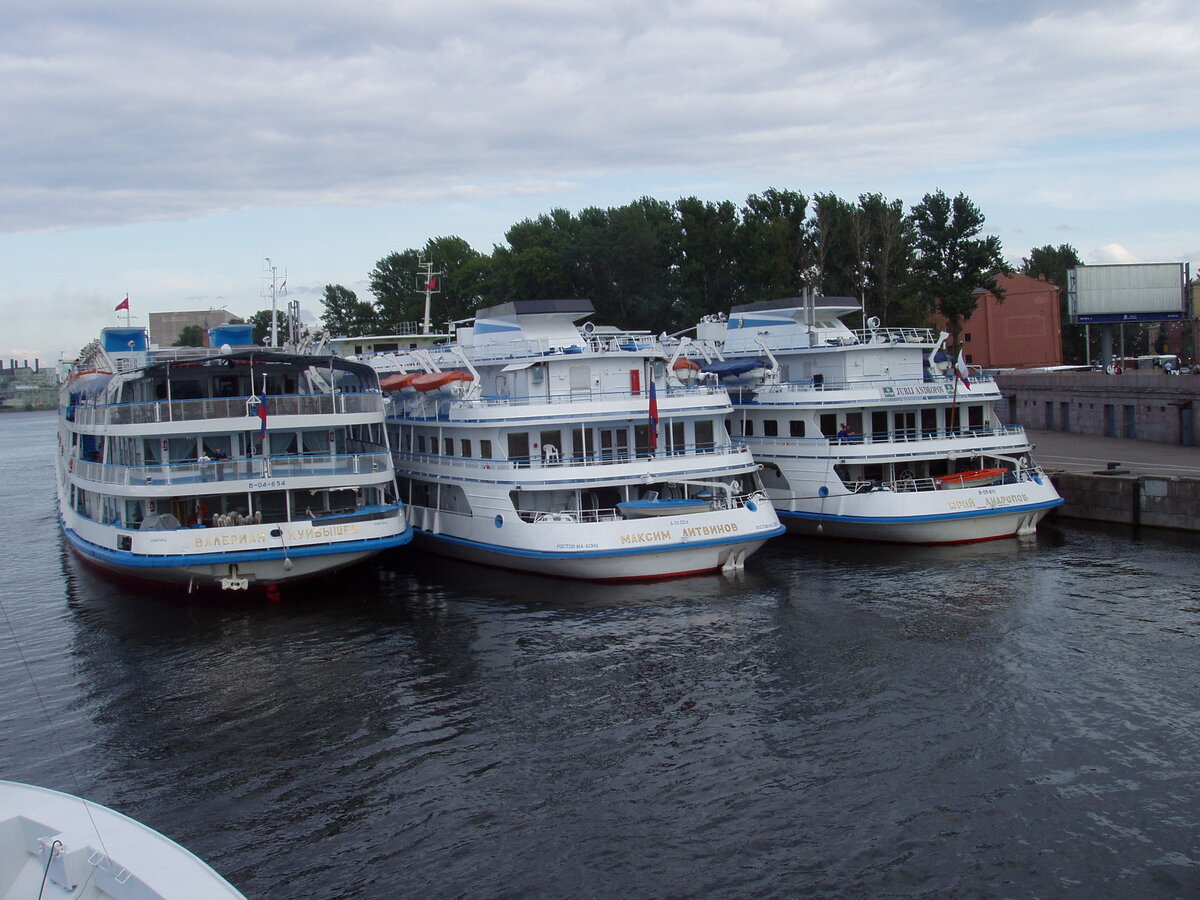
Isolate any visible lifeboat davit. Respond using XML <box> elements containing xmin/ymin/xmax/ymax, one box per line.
<box><xmin>933</xmin><ymin>467</ymin><xmax>1008</xmax><ymax>489</ymax></box>
<box><xmin>410</xmin><ymin>370</ymin><xmax>475</xmax><ymax>397</ymax></box>
<box><xmin>379</xmin><ymin>372</ymin><xmax>422</xmax><ymax>394</ymax></box>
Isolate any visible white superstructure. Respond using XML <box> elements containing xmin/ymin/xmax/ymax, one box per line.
<box><xmin>694</xmin><ymin>296</ymin><xmax>1063</xmax><ymax>544</ymax></box>
<box><xmin>370</xmin><ymin>299</ymin><xmax>784</xmax><ymax>580</ymax></box>
<box><xmin>56</xmin><ymin>324</ymin><xmax>411</xmax><ymax>593</ymax></box>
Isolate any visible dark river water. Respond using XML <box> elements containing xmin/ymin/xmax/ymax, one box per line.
<box><xmin>3</xmin><ymin>410</ymin><xmax>1199</xmax><ymax>898</ymax></box>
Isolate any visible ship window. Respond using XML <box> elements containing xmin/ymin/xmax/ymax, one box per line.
<box><xmin>508</xmin><ymin>432</ymin><xmax>529</xmax><ymax>465</ymax></box>
<box><xmin>430</xmin><ymin>437</ymin><xmax>439</xmax><ymax>454</ymax></box>
<box><xmin>871</xmin><ymin>411</ymin><xmax>888</xmax><ymax>441</ymax></box>
<box><xmin>480</xmin><ymin>439</ymin><xmax>492</xmax><ymax>459</ymax></box>
<box><xmin>444</xmin><ymin>438</ymin><xmax>454</xmax><ymax>456</ymax></box>
<box><xmin>789</xmin><ymin>420</ymin><xmax>805</xmax><ymax>437</ymax></box>
<box><xmin>460</xmin><ymin>440</ymin><xmax>471</xmax><ymax>458</ymax></box>
<box><xmin>744</xmin><ymin>419</ymin><xmax>754</xmax><ymax>436</ymax></box>
<box><xmin>695</xmin><ymin>420</ymin><xmax>714</xmax><ymax>450</ymax></box>
<box><xmin>417</xmin><ymin>435</ymin><xmax>426</xmax><ymax>453</ymax></box>
<box><xmin>670</xmin><ymin>422</ymin><xmax>685</xmax><ymax>454</ymax></box>
<box><xmin>921</xmin><ymin>408</ymin><xmax>938</xmax><ymax>438</ymax></box>
<box><xmin>763</xmin><ymin>420</ymin><xmax>778</xmax><ymax>437</ymax></box>
<box><xmin>819</xmin><ymin>414</ymin><xmax>837</xmax><ymax>438</ymax></box>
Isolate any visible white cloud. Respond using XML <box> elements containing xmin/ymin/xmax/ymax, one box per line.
<box><xmin>1091</xmin><ymin>242</ymin><xmax>1139</xmax><ymax>264</ymax></box>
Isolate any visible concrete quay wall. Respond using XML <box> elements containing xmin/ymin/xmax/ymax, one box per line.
<box><xmin>1050</xmin><ymin>471</ymin><xmax>1200</xmax><ymax>532</ymax></box>
<box><xmin>997</xmin><ymin>372</ymin><xmax>1200</xmax><ymax>446</ymax></box>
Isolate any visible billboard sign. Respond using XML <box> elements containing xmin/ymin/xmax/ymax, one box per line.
<box><xmin>1067</xmin><ymin>263</ymin><xmax>1188</xmax><ymax>324</ymax></box>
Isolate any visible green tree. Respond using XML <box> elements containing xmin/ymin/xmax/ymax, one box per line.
<box><xmin>1022</xmin><ymin>244</ymin><xmax>1085</xmax><ymax>362</ymax></box>
<box><xmin>858</xmin><ymin>193</ymin><xmax>915</xmax><ymax>326</ymax></box>
<box><xmin>674</xmin><ymin>196</ymin><xmax>741</xmax><ymax>324</ymax></box>
<box><xmin>370</xmin><ymin>237</ymin><xmax>489</xmax><ymax>332</ymax></box>
<box><xmin>812</xmin><ymin>193</ymin><xmax>863</xmax><ymax>299</ymax></box>
<box><xmin>736</xmin><ymin>188</ymin><xmax>812</xmax><ymax>302</ymax></box>
<box><xmin>910</xmin><ymin>190</ymin><xmax>1010</xmax><ymax>337</ymax></box>
<box><xmin>172</xmin><ymin>324</ymin><xmax>206</xmax><ymax>347</ymax></box>
<box><xmin>247</xmin><ymin>309</ymin><xmax>298</xmax><ymax>347</ymax></box>
<box><xmin>320</xmin><ymin>284</ymin><xmax>378</xmax><ymax>337</ymax></box>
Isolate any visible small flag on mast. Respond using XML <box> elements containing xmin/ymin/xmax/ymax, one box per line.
<box><xmin>115</xmin><ymin>296</ymin><xmax>130</xmax><ymax>312</ymax></box>
<box><xmin>648</xmin><ymin>379</ymin><xmax>659</xmax><ymax>452</ymax></box>
<box><xmin>955</xmin><ymin>350</ymin><xmax>972</xmax><ymax>390</ymax></box>
<box><xmin>257</xmin><ymin>395</ymin><xmax>268</xmax><ymax>440</ymax></box>
<box><xmin>425</xmin><ymin>276</ymin><xmax>438</xmax><ymax>291</ymax></box>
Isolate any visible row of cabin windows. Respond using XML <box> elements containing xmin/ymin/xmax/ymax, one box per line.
<box><xmin>736</xmin><ymin>406</ymin><xmax>987</xmax><ymax>439</ymax></box>
<box><xmin>403</xmin><ymin>421</ymin><xmax>717</xmax><ymax>462</ymax></box>
<box><xmin>410</xmin><ymin>435</ymin><xmax>494</xmax><ymax>459</ymax></box>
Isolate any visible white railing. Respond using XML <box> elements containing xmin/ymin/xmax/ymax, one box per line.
<box><xmin>881</xmin><ymin>465</ymin><xmax>1050</xmax><ymax>494</ymax></box>
<box><xmin>68</xmin><ymin>392</ymin><xmax>383</xmax><ymax>427</ymax></box>
<box><xmin>69</xmin><ymin>451</ymin><xmax>392</xmax><ymax>487</ymax></box>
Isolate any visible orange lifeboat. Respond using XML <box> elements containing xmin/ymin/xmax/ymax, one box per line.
<box><xmin>672</xmin><ymin>358</ymin><xmax>702</xmax><ymax>383</ymax></box>
<box><xmin>379</xmin><ymin>372</ymin><xmax>422</xmax><ymax>393</ymax></box>
<box><xmin>933</xmin><ymin>467</ymin><xmax>1008</xmax><ymax>489</ymax></box>
<box><xmin>410</xmin><ymin>370</ymin><xmax>475</xmax><ymax>396</ymax></box>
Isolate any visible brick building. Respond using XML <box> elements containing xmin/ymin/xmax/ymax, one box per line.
<box><xmin>952</xmin><ymin>272</ymin><xmax>1063</xmax><ymax>369</ymax></box>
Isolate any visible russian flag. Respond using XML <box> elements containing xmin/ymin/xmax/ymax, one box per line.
<box><xmin>257</xmin><ymin>395</ymin><xmax>268</xmax><ymax>439</ymax></box>
<box><xmin>648</xmin><ymin>380</ymin><xmax>659</xmax><ymax>452</ymax></box>
<box><xmin>955</xmin><ymin>350</ymin><xmax>972</xmax><ymax>390</ymax></box>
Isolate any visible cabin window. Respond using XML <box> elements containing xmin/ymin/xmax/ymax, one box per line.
<box><xmin>460</xmin><ymin>440</ymin><xmax>471</xmax><ymax>458</ymax></box>
<box><xmin>744</xmin><ymin>419</ymin><xmax>754</xmax><ymax>437</ymax></box>
<box><xmin>846</xmin><ymin>413</ymin><xmax>864</xmax><ymax>441</ymax></box>
<box><xmin>670</xmin><ymin>422</ymin><xmax>685</xmax><ymax>454</ymax></box>
<box><xmin>819</xmin><ymin>414</ymin><xmax>837</xmax><ymax>438</ymax></box>
<box><xmin>789</xmin><ymin>420</ymin><xmax>805</xmax><ymax>437</ymax></box>
<box><xmin>695</xmin><ymin>420</ymin><xmax>714</xmax><ymax>451</ymax></box>
<box><xmin>508</xmin><ymin>432</ymin><xmax>529</xmax><ymax>464</ymax></box>
<box><xmin>871</xmin><ymin>411</ymin><xmax>888</xmax><ymax>441</ymax></box>
<box><xmin>540</xmin><ymin>430</ymin><xmax>562</xmax><ymax>462</ymax></box>
<box><xmin>763</xmin><ymin>420</ymin><xmax>778</xmax><ymax>437</ymax></box>
<box><xmin>968</xmin><ymin>405</ymin><xmax>984</xmax><ymax>430</ymax></box>
<box><xmin>921</xmin><ymin>408</ymin><xmax>938</xmax><ymax>438</ymax></box>
<box><xmin>479</xmin><ymin>439</ymin><xmax>492</xmax><ymax>459</ymax></box>
<box><xmin>444</xmin><ymin>438</ymin><xmax>454</xmax><ymax>456</ymax></box>
<box><xmin>634</xmin><ymin>424</ymin><xmax>651</xmax><ymax>456</ymax></box>
<box><xmin>417</xmin><ymin>435</ymin><xmax>426</xmax><ymax>453</ymax></box>
<box><xmin>430</xmin><ymin>437</ymin><xmax>439</xmax><ymax>455</ymax></box>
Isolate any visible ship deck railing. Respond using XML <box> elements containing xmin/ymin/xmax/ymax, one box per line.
<box><xmin>68</xmin><ymin>450</ymin><xmax>393</xmax><ymax>487</ymax></box>
<box><xmin>875</xmin><ymin>465</ymin><xmax>1052</xmax><ymax>494</ymax></box>
<box><xmin>74</xmin><ymin>503</ymin><xmax>402</xmax><ymax>531</ymax></box>
<box><xmin>744</xmin><ymin>424</ymin><xmax>1027</xmax><ymax>450</ymax></box>
<box><xmin>68</xmin><ymin>391</ymin><xmax>383</xmax><ymax>427</ymax></box>
<box><xmin>395</xmin><ymin>441</ymin><xmax>745</xmax><ymax>473</ymax></box>
<box><xmin>392</xmin><ymin>383</ymin><xmax>727</xmax><ymax>417</ymax></box>
<box><xmin>746</xmin><ymin>372</ymin><xmax>994</xmax><ymax>395</ymax></box>
<box><xmin>445</xmin><ymin>333</ymin><xmax>662</xmax><ymax>365</ymax></box>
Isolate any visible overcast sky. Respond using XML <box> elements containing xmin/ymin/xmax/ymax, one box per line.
<box><xmin>4</xmin><ymin>0</ymin><xmax>1199</xmax><ymax>367</ymax></box>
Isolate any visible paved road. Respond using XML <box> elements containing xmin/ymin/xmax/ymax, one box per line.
<box><xmin>1026</xmin><ymin>428</ymin><xmax>1200</xmax><ymax>479</ymax></box>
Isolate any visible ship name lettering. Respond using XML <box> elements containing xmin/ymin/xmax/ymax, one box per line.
<box><xmin>620</xmin><ymin>530</ymin><xmax>672</xmax><ymax>545</ymax></box>
<box><xmin>947</xmin><ymin>499</ymin><xmax>977</xmax><ymax>510</ymax></box>
<box><xmin>681</xmin><ymin>522</ymin><xmax>740</xmax><ymax>538</ymax></box>
<box><xmin>194</xmin><ymin>533</ymin><xmax>268</xmax><ymax>548</ymax></box>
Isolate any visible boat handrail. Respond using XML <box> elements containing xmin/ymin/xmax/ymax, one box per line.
<box><xmin>393</xmin><ymin>440</ymin><xmax>748</xmax><ymax>473</ymax></box>
<box><xmin>390</xmin><ymin>382</ymin><xmax>728</xmax><ymax>416</ymax></box>
<box><xmin>879</xmin><ymin>464</ymin><xmax>1050</xmax><ymax>494</ymax></box>
<box><xmin>66</xmin><ymin>450</ymin><xmax>393</xmax><ymax>487</ymax></box>
<box><xmin>69</xmin><ymin>391</ymin><xmax>384</xmax><ymax>426</ymax></box>
<box><xmin>748</xmin><ymin>372</ymin><xmax>995</xmax><ymax>395</ymax></box>
<box><xmin>741</xmin><ymin>424</ymin><xmax>1026</xmax><ymax>449</ymax></box>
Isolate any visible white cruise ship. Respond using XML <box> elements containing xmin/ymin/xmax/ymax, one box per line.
<box><xmin>693</xmin><ymin>296</ymin><xmax>1063</xmax><ymax>544</ymax></box>
<box><xmin>57</xmin><ymin>324</ymin><xmax>412</xmax><ymax>593</ymax></box>
<box><xmin>369</xmin><ymin>299</ymin><xmax>784</xmax><ymax>580</ymax></box>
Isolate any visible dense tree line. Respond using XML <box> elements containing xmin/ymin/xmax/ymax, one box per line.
<box><xmin>322</xmin><ymin>187</ymin><xmax>1037</xmax><ymax>340</ymax></box>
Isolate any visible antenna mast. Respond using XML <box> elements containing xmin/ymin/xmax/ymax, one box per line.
<box><xmin>263</xmin><ymin>258</ymin><xmax>287</xmax><ymax>348</ymax></box>
<box><xmin>415</xmin><ymin>256</ymin><xmax>443</xmax><ymax>335</ymax></box>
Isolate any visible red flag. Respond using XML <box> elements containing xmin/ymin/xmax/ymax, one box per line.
<box><xmin>115</xmin><ymin>296</ymin><xmax>130</xmax><ymax>312</ymax></box>
<box><xmin>955</xmin><ymin>350</ymin><xmax>972</xmax><ymax>390</ymax></box>
<box><xmin>424</xmin><ymin>276</ymin><xmax>438</xmax><ymax>291</ymax></box>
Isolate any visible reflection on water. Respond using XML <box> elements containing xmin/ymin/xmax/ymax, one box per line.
<box><xmin>2</xmin><ymin>411</ymin><xmax>1200</xmax><ymax>897</ymax></box>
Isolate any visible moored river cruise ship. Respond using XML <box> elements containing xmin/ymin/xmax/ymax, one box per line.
<box><xmin>57</xmin><ymin>324</ymin><xmax>411</xmax><ymax>593</ymax></box>
<box><xmin>366</xmin><ymin>299</ymin><xmax>785</xmax><ymax>580</ymax></box>
<box><xmin>691</xmin><ymin>295</ymin><xmax>1063</xmax><ymax>544</ymax></box>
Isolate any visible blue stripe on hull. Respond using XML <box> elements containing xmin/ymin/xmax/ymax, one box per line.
<box><xmin>63</xmin><ymin>525</ymin><xmax>413</xmax><ymax>569</ymax></box>
<box><xmin>415</xmin><ymin>525</ymin><xmax>786</xmax><ymax>560</ymax></box>
<box><xmin>778</xmin><ymin>498</ymin><xmax>1063</xmax><ymax>526</ymax></box>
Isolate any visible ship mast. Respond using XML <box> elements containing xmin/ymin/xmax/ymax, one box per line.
<box><xmin>415</xmin><ymin>256</ymin><xmax>443</xmax><ymax>335</ymax></box>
